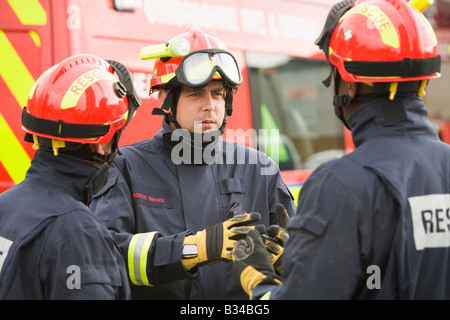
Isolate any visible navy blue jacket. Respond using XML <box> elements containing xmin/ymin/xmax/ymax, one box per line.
<box><xmin>0</xmin><ymin>150</ymin><xmax>130</xmax><ymax>299</ymax></box>
<box><xmin>90</xmin><ymin>120</ymin><xmax>296</xmax><ymax>300</ymax></box>
<box><xmin>263</xmin><ymin>97</ymin><xmax>450</xmax><ymax>299</ymax></box>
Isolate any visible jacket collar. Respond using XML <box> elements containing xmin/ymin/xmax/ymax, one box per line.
<box><xmin>347</xmin><ymin>97</ymin><xmax>439</xmax><ymax>148</ymax></box>
<box><xmin>158</xmin><ymin>119</ymin><xmax>222</xmax><ymax>165</ymax></box>
<box><xmin>26</xmin><ymin>150</ymin><xmax>109</xmax><ymax>205</ymax></box>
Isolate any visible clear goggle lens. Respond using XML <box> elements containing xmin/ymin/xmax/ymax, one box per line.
<box><xmin>176</xmin><ymin>50</ymin><xmax>242</xmax><ymax>88</ymax></box>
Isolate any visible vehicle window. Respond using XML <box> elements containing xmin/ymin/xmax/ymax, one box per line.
<box><xmin>246</xmin><ymin>52</ymin><xmax>345</xmax><ymax>171</ymax></box>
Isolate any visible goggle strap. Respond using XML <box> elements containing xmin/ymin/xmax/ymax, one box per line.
<box><xmin>225</xmin><ymin>88</ymin><xmax>234</xmax><ymax>116</ymax></box>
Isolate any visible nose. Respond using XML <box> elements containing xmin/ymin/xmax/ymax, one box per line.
<box><xmin>202</xmin><ymin>93</ymin><xmax>215</xmax><ymax>111</ymax></box>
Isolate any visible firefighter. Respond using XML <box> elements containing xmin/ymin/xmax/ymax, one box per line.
<box><xmin>232</xmin><ymin>0</ymin><xmax>450</xmax><ymax>299</ymax></box>
<box><xmin>89</xmin><ymin>26</ymin><xmax>295</xmax><ymax>300</ymax></box>
<box><xmin>0</xmin><ymin>54</ymin><xmax>141</xmax><ymax>299</ymax></box>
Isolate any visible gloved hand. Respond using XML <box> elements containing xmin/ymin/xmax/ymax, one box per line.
<box><xmin>182</xmin><ymin>212</ymin><xmax>265</xmax><ymax>271</ymax></box>
<box><xmin>232</xmin><ymin>229</ymin><xmax>282</xmax><ymax>300</ymax></box>
<box><xmin>263</xmin><ymin>203</ymin><xmax>290</xmax><ymax>275</ymax></box>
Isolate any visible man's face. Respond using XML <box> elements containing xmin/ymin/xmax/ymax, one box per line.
<box><xmin>87</xmin><ymin>138</ymin><xmax>115</xmax><ymax>167</ymax></box>
<box><xmin>173</xmin><ymin>81</ymin><xmax>226</xmax><ymax>133</ymax></box>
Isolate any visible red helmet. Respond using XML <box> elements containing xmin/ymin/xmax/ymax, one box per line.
<box><xmin>317</xmin><ymin>0</ymin><xmax>441</xmax><ymax>83</ymax></box>
<box><xmin>148</xmin><ymin>26</ymin><xmax>241</xmax><ymax>92</ymax></box>
<box><xmin>22</xmin><ymin>54</ymin><xmax>138</xmax><ymax>144</ymax></box>
<box><xmin>143</xmin><ymin>26</ymin><xmax>241</xmax><ymax>123</ymax></box>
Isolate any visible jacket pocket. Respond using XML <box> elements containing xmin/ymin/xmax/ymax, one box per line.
<box><xmin>219</xmin><ymin>178</ymin><xmax>247</xmax><ymax>218</ymax></box>
<box><xmin>219</xmin><ymin>178</ymin><xmax>245</xmax><ymax>194</ymax></box>
<box><xmin>293</xmin><ymin>215</ymin><xmax>329</xmax><ymax>237</ymax></box>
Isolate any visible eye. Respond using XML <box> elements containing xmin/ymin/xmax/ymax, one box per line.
<box><xmin>187</xmin><ymin>91</ymin><xmax>201</xmax><ymax>97</ymax></box>
<box><xmin>212</xmin><ymin>91</ymin><xmax>225</xmax><ymax>98</ymax></box>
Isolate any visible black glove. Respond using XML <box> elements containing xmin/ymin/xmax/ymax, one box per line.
<box><xmin>263</xmin><ymin>203</ymin><xmax>290</xmax><ymax>275</ymax></box>
<box><xmin>232</xmin><ymin>229</ymin><xmax>282</xmax><ymax>299</ymax></box>
<box><xmin>182</xmin><ymin>212</ymin><xmax>265</xmax><ymax>271</ymax></box>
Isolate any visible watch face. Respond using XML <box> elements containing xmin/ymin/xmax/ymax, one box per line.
<box><xmin>182</xmin><ymin>244</ymin><xmax>198</xmax><ymax>256</ymax></box>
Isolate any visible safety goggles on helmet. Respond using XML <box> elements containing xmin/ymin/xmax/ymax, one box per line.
<box><xmin>174</xmin><ymin>49</ymin><xmax>242</xmax><ymax>89</ymax></box>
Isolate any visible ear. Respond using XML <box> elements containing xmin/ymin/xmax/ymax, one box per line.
<box><xmin>89</xmin><ymin>143</ymin><xmax>105</xmax><ymax>155</ymax></box>
<box><xmin>157</xmin><ymin>90</ymin><xmax>167</xmax><ymax>105</ymax></box>
<box><xmin>347</xmin><ymin>82</ymin><xmax>358</xmax><ymax>99</ymax></box>
<box><xmin>157</xmin><ymin>90</ymin><xmax>172</xmax><ymax>114</ymax></box>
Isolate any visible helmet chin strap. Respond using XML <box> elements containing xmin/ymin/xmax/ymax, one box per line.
<box><xmin>217</xmin><ymin>86</ymin><xmax>234</xmax><ymax>135</ymax></box>
<box><xmin>161</xmin><ymin>89</ymin><xmax>182</xmax><ymax>129</ymax></box>
<box><xmin>328</xmin><ymin>67</ymin><xmax>386</xmax><ymax>130</ymax></box>
<box><xmin>333</xmin><ymin>93</ymin><xmax>382</xmax><ymax>130</ymax></box>
<box><xmin>323</xmin><ymin>66</ymin><xmax>352</xmax><ymax>129</ymax></box>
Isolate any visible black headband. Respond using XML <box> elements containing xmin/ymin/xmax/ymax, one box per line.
<box><xmin>22</xmin><ymin>109</ymin><xmax>110</xmax><ymax>139</ymax></box>
<box><xmin>344</xmin><ymin>56</ymin><xmax>441</xmax><ymax>78</ymax></box>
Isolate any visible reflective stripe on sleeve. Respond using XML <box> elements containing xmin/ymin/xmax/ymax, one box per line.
<box><xmin>260</xmin><ymin>291</ymin><xmax>272</xmax><ymax>300</ymax></box>
<box><xmin>128</xmin><ymin>232</ymin><xmax>157</xmax><ymax>286</ymax></box>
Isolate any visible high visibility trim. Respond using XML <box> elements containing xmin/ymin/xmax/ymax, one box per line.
<box><xmin>128</xmin><ymin>232</ymin><xmax>157</xmax><ymax>286</ymax></box>
<box><xmin>7</xmin><ymin>0</ymin><xmax>47</xmax><ymax>26</ymax></box>
<box><xmin>0</xmin><ymin>113</ymin><xmax>31</xmax><ymax>184</ymax></box>
<box><xmin>346</xmin><ymin>3</ymin><xmax>399</xmax><ymax>49</ymax></box>
<box><xmin>288</xmin><ymin>185</ymin><xmax>302</xmax><ymax>206</ymax></box>
<box><xmin>260</xmin><ymin>291</ymin><xmax>272</xmax><ymax>300</ymax></box>
<box><xmin>0</xmin><ymin>30</ymin><xmax>35</xmax><ymax>107</ymax></box>
<box><xmin>60</xmin><ymin>69</ymin><xmax>118</xmax><ymax>110</ymax></box>
<box><xmin>161</xmin><ymin>73</ymin><xmax>176</xmax><ymax>84</ymax></box>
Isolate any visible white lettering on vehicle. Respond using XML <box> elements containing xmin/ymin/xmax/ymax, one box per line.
<box><xmin>143</xmin><ymin>0</ymin><xmax>319</xmax><ymax>41</ymax></box>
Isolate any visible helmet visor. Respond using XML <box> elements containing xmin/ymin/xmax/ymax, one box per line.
<box><xmin>175</xmin><ymin>49</ymin><xmax>242</xmax><ymax>88</ymax></box>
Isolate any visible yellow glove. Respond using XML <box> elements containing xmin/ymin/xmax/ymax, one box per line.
<box><xmin>182</xmin><ymin>212</ymin><xmax>264</xmax><ymax>271</ymax></box>
<box><xmin>232</xmin><ymin>229</ymin><xmax>282</xmax><ymax>299</ymax></box>
<box><xmin>264</xmin><ymin>225</ymin><xmax>289</xmax><ymax>275</ymax></box>
<box><xmin>263</xmin><ymin>203</ymin><xmax>290</xmax><ymax>275</ymax></box>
